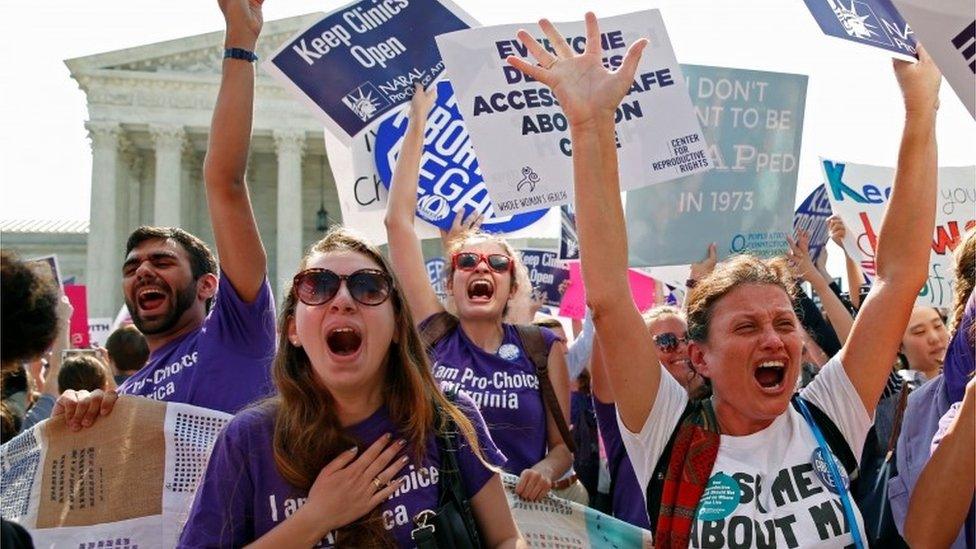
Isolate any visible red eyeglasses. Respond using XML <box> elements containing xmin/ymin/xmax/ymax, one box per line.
<box><xmin>451</xmin><ymin>252</ymin><xmax>513</xmax><ymax>274</ymax></box>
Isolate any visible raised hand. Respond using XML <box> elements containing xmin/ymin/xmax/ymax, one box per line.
<box><xmin>219</xmin><ymin>0</ymin><xmax>264</xmax><ymax>49</ymax></box>
<box><xmin>787</xmin><ymin>230</ymin><xmax>819</xmax><ymax>282</ymax></box>
<box><xmin>506</xmin><ymin>13</ymin><xmax>648</xmax><ymax>129</ymax></box>
<box><xmin>894</xmin><ymin>44</ymin><xmax>942</xmax><ymax>113</ymax></box>
<box><xmin>409</xmin><ymin>81</ymin><xmax>437</xmax><ymax>122</ymax></box>
<box><xmin>440</xmin><ymin>209</ymin><xmax>483</xmax><ymax>251</ymax></box>
<box><xmin>689</xmin><ymin>242</ymin><xmax>717</xmax><ymax>282</ymax></box>
<box><xmin>827</xmin><ymin>215</ymin><xmax>847</xmax><ymax>247</ymax></box>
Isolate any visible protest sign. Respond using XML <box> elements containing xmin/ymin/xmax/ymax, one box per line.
<box><xmin>501</xmin><ymin>473</ymin><xmax>652</xmax><ymax>547</ymax></box>
<box><xmin>326</xmin><ymin>125</ymin><xmax>440</xmax><ymax>244</ymax></box>
<box><xmin>63</xmin><ymin>285</ymin><xmax>90</xmax><ymax>348</ymax></box>
<box><xmin>822</xmin><ymin>158</ymin><xmax>976</xmax><ymax>307</ymax></box>
<box><xmin>801</xmin><ymin>0</ymin><xmax>917</xmax><ymax>59</ymax></box>
<box><xmin>794</xmin><ymin>184</ymin><xmax>833</xmax><ymax>262</ymax></box>
<box><xmin>263</xmin><ymin>0</ymin><xmax>477</xmax><ymax>141</ymax></box>
<box><xmin>0</xmin><ymin>397</ymin><xmax>230</xmax><ymax>549</ymax></box>
<box><xmin>435</xmin><ymin>10</ymin><xmax>709</xmax><ymax>216</ymax></box>
<box><xmin>518</xmin><ymin>249</ymin><xmax>570</xmax><ymax>306</ymax></box>
<box><xmin>374</xmin><ymin>80</ymin><xmax>549</xmax><ymax>232</ymax></box>
<box><xmin>891</xmin><ymin>0</ymin><xmax>975</xmax><ymax>118</ymax></box>
<box><xmin>28</xmin><ymin>255</ymin><xmax>63</xmax><ymax>292</ymax></box>
<box><xmin>559</xmin><ymin>262</ymin><xmax>656</xmax><ymax>320</ymax></box>
<box><xmin>626</xmin><ymin>65</ymin><xmax>808</xmax><ymax>267</ymax></box>
<box><xmin>88</xmin><ymin>318</ymin><xmax>113</xmax><ymax>347</ymax></box>
<box><xmin>559</xmin><ymin>205</ymin><xmax>580</xmax><ymax>260</ymax></box>
<box><xmin>425</xmin><ymin>256</ymin><xmax>448</xmax><ymax>302</ymax></box>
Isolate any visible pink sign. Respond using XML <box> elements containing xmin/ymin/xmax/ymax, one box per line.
<box><xmin>558</xmin><ymin>262</ymin><xmax>657</xmax><ymax>320</ymax></box>
<box><xmin>63</xmin><ymin>285</ymin><xmax>90</xmax><ymax>348</ymax></box>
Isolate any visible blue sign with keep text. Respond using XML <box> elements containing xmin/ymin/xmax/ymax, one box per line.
<box><xmin>264</xmin><ymin>0</ymin><xmax>474</xmax><ymax>140</ymax></box>
<box><xmin>374</xmin><ymin>80</ymin><xmax>548</xmax><ymax>233</ymax></box>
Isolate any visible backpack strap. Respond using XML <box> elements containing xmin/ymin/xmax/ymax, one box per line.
<box><xmin>791</xmin><ymin>396</ymin><xmax>858</xmax><ymax>478</ymax></box>
<box><xmin>420</xmin><ymin>311</ymin><xmax>459</xmax><ymax>350</ymax></box>
<box><xmin>514</xmin><ymin>324</ymin><xmax>577</xmax><ymax>454</ymax></box>
<box><xmin>645</xmin><ymin>400</ymin><xmax>695</xmax><ymax>536</ymax></box>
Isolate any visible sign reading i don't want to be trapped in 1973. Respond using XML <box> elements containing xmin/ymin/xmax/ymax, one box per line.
<box><xmin>263</xmin><ymin>0</ymin><xmax>478</xmax><ymax>142</ymax></box>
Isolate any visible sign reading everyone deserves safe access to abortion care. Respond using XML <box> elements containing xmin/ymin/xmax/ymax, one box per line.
<box><xmin>264</xmin><ymin>0</ymin><xmax>478</xmax><ymax>142</ymax></box>
<box><xmin>434</xmin><ymin>10</ymin><xmax>710</xmax><ymax>216</ymax></box>
<box><xmin>823</xmin><ymin>159</ymin><xmax>976</xmax><ymax>308</ymax></box>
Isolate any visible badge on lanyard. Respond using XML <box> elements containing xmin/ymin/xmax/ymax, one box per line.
<box><xmin>810</xmin><ymin>447</ymin><xmax>850</xmax><ymax>494</ymax></box>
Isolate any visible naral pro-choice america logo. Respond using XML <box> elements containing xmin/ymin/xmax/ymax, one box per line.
<box><xmin>342</xmin><ymin>82</ymin><xmax>392</xmax><ymax>122</ymax></box>
<box><xmin>826</xmin><ymin>0</ymin><xmax>914</xmax><ymax>50</ymax></box>
<box><xmin>374</xmin><ymin>80</ymin><xmax>548</xmax><ymax>232</ymax></box>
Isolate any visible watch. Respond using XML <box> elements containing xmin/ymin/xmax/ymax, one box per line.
<box><xmin>224</xmin><ymin>48</ymin><xmax>258</xmax><ymax>62</ymax></box>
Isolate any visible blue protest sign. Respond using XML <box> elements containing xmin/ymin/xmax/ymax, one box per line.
<box><xmin>425</xmin><ymin>256</ymin><xmax>448</xmax><ymax>301</ymax></box>
<box><xmin>518</xmin><ymin>250</ymin><xmax>570</xmax><ymax>306</ymax></box>
<box><xmin>626</xmin><ymin>65</ymin><xmax>808</xmax><ymax>267</ymax></box>
<box><xmin>802</xmin><ymin>0</ymin><xmax>916</xmax><ymax>58</ymax></box>
<box><xmin>263</xmin><ymin>0</ymin><xmax>476</xmax><ymax>141</ymax></box>
<box><xmin>374</xmin><ymin>80</ymin><xmax>549</xmax><ymax>233</ymax></box>
<box><xmin>559</xmin><ymin>205</ymin><xmax>580</xmax><ymax>260</ymax></box>
<box><xmin>794</xmin><ymin>184</ymin><xmax>833</xmax><ymax>262</ymax></box>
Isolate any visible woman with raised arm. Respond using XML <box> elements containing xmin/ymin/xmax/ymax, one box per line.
<box><xmin>385</xmin><ymin>85</ymin><xmax>577</xmax><ymax>503</ymax></box>
<box><xmin>179</xmin><ymin>229</ymin><xmax>524</xmax><ymax>548</ymax></box>
<box><xmin>507</xmin><ymin>13</ymin><xmax>940</xmax><ymax>548</ymax></box>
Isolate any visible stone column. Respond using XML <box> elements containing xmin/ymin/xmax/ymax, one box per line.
<box><xmin>274</xmin><ymin>130</ymin><xmax>306</xmax><ymax>298</ymax></box>
<box><xmin>85</xmin><ymin>120</ymin><xmax>123</xmax><ymax>318</ymax></box>
<box><xmin>150</xmin><ymin>124</ymin><xmax>187</xmax><ymax>227</ymax></box>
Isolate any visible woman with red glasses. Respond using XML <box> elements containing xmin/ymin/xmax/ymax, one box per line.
<box><xmin>179</xmin><ymin>228</ymin><xmax>525</xmax><ymax>547</ymax></box>
<box><xmin>386</xmin><ymin>86</ymin><xmax>575</xmax><ymax>503</ymax></box>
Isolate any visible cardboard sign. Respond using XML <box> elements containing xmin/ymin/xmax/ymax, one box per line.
<box><xmin>559</xmin><ymin>262</ymin><xmax>656</xmax><ymax>320</ymax></box>
<box><xmin>802</xmin><ymin>0</ymin><xmax>917</xmax><ymax>59</ymax></box>
<box><xmin>435</xmin><ymin>10</ymin><xmax>709</xmax><ymax>216</ymax></box>
<box><xmin>518</xmin><ymin>250</ymin><xmax>570</xmax><ymax>306</ymax></box>
<box><xmin>794</xmin><ymin>184</ymin><xmax>834</xmax><ymax>262</ymax></box>
<box><xmin>63</xmin><ymin>285</ymin><xmax>90</xmax><ymax>348</ymax></box>
<box><xmin>263</xmin><ymin>0</ymin><xmax>477</xmax><ymax>141</ymax></box>
<box><xmin>822</xmin><ymin>158</ymin><xmax>976</xmax><ymax>307</ymax></box>
<box><xmin>374</xmin><ymin>80</ymin><xmax>549</xmax><ymax>232</ymax></box>
<box><xmin>627</xmin><ymin>65</ymin><xmax>808</xmax><ymax>267</ymax></box>
<box><xmin>891</xmin><ymin>0</ymin><xmax>976</xmax><ymax>118</ymax></box>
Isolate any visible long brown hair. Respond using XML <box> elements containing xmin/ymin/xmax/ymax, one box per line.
<box><xmin>950</xmin><ymin>227</ymin><xmax>975</xmax><ymax>336</ymax></box>
<box><xmin>270</xmin><ymin>227</ymin><xmax>487</xmax><ymax>545</ymax></box>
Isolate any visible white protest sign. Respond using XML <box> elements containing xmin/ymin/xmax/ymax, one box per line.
<box><xmin>88</xmin><ymin>317</ymin><xmax>113</xmax><ymax>347</ymax></box>
<box><xmin>822</xmin><ymin>158</ymin><xmax>975</xmax><ymax>307</ymax></box>
<box><xmin>891</xmin><ymin>0</ymin><xmax>976</xmax><ymax>118</ymax></box>
<box><xmin>435</xmin><ymin>11</ymin><xmax>710</xmax><ymax>215</ymax></box>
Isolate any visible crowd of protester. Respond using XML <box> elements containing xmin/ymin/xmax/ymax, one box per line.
<box><xmin>1</xmin><ymin>2</ymin><xmax>973</xmax><ymax>548</ymax></box>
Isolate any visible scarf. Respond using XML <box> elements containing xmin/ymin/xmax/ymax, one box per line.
<box><xmin>654</xmin><ymin>399</ymin><xmax>721</xmax><ymax>549</ymax></box>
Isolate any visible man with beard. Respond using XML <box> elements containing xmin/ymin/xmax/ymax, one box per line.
<box><xmin>103</xmin><ymin>0</ymin><xmax>275</xmax><ymax>414</ymax></box>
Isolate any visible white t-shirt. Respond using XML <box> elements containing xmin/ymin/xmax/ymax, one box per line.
<box><xmin>620</xmin><ymin>357</ymin><xmax>872</xmax><ymax>548</ymax></box>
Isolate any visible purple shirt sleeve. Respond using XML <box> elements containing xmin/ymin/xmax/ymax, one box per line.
<box><xmin>451</xmin><ymin>390</ymin><xmax>507</xmax><ymax>497</ymax></box>
<box><xmin>178</xmin><ymin>410</ymin><xmax>259</xmax><ymax>548</ymax></box>
<box><xmin>207</xmin><ymin>271</ymin><xmax>277</xmax><ymax>359</ymax></box>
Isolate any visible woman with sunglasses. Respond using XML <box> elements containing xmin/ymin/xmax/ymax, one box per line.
<box><xmin>386</xmin><ymin>86</ymin><xmax>574</xmax><ymax>503</ymax></box>
<box><xmin>179</xmin><ymin>100</ymin><xmax>522</xmax><ymax>548</ymax></box>
<box><xmin>506</xmin><ymin>13</ymin><xmax>940</xmax><ymax>547</ymax></box>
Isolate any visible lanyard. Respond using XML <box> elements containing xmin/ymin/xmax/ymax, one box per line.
<box><xmin>796</xmin><ymin>398</ymin><xmax>865</xmax><ymax>549</ymax></box>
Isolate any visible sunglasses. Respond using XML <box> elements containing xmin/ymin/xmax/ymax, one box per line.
<box><xmin>653</xmin><ymin>332</ymin><xmax>689</xmax><ymax>353</ymax></box>
<box><xmin>292</xmin><ymin>268</ymin><xmax>392</xmax><ymax>306</ymax></box>
<box><xmin>451</xmin><ymin>252</ymin><xmax>513</xmax><ymax>274</ymax></box>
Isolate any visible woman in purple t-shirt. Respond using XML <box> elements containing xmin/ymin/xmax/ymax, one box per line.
<box><xmin>386</xmin><ymin>87</ymin><xmax>574</xmax><ymax>502</ymax></box>
<box><xmin>179</xmin><ymin>228</ymin><xmax>524</xmax><ymax>548</ymax></box>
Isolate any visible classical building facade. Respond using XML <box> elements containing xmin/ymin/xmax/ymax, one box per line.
<box><xmin>66</xmin><ymin>14</ymin><xmax>339</xmax><ymax>317</ymax></box>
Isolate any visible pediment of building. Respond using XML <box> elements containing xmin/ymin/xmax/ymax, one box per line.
<box><xmin>65</xmin><ymin>13</ymin><xmax>319</xmax><ymax>77</ymax></box>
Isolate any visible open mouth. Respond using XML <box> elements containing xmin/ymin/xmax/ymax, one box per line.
<box><xmin>326</xmin><ymin>327</ymin><xmax>363</xmax><ymax>356</ymax></box>
<box><xmin>754</xmin><ymin>361</ymin><xmax>787</xmax><ymax>391</ymax></box>
<box><xmin>137</xmin><ymin>288</ymin><xmax>168</xmax><ymax>313</ymax></box>
<box><xmin>467</xmin><ymin>279</ymin><xmax>494</xmax><ymax>301</ymax></box>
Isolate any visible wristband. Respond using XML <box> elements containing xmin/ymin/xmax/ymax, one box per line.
<box><xmin>224</xmin><ymin>48</ymin><xmax>258</xmax><ymax>62</ymax></box>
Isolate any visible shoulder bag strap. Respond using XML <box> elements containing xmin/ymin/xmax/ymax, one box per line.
<box><xmin>885</xmin><ymin>383</ymin><xmax>913</xmax><ymax>455</ymax></box>
<box><xmin>514</xmin><ymin>324</ymin><xmax>576</xmax><ymax>453</ymax></box>
<box><xmin>436</xmin><ymin>389</ymin><xmax>481</xmax><ymax>545</ymax></box>
<box><xmin>420</xmin><ymin>311</ymin><xmax>459</xmax><ymax>349</ymax></box>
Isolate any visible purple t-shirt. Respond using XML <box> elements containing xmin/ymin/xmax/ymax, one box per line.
<box><xmin>178</xmin><ymin>392</ymin><xmax>504</xmax><ymax>548</ymax></box>
<box><xmin>592</xmin><ymin>396</ymin><xmax>651</xmax><ymax>529</ymax></box>
<box><xmin>425</xmin><ymin>317</ymin><xmax>559</xmax><ymax>475</ymax></box>
<box><xmin>117</xmin><ymin>271</ymin><xmax>276</xmax><ymax>413</ymax></box>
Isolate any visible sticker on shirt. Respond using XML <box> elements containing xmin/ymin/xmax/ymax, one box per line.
<box><xmin>497</xmin><ymin>343</ymin><xmax>521</xmax><ymax>361</ymax></box>
<box><xmin>810</xmin><ymin>447</ymin><xmax>850</xmax><ymax>494</ymax></box>
<box><xmin>696</xmin><ymin>472</ymin><xmax>741</xmax><ymax>521</ymax></box>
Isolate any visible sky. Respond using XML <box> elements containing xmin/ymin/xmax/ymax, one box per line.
<box><xmin>1</xmin><ymin>0</ymin><xmax>973</xmax><ymax>225</ymax></box>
